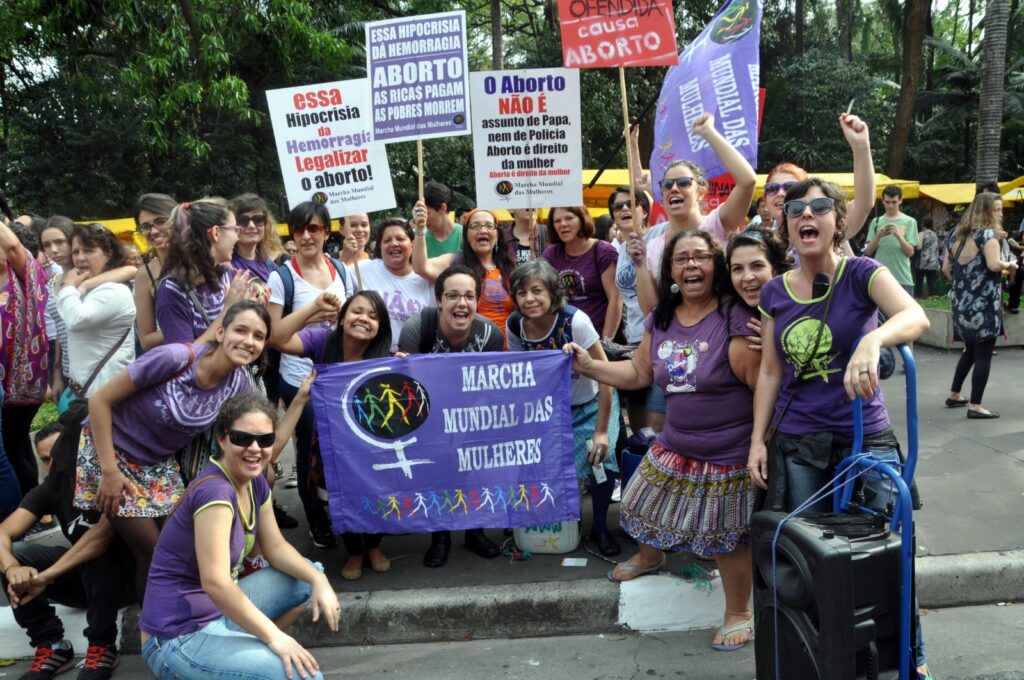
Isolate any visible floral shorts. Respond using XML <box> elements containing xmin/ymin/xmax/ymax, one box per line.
<box><xmin>74</xmin><ymin>426</ymin><xmax>184</xmax><ymax>518</ymax></box>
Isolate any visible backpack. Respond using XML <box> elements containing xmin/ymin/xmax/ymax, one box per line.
<box><xmin>275</xmin><ymin>255</ymin><xmax>349</xmax><ymax>315</ymax></box>
<box><xmin>417</xmin><ymin>307</ymin><xmax>440</xmax><ymax>354</ymax></box>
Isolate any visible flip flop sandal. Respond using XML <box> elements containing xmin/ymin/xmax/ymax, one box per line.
<box><xmin>711</xmin><ymin>618</ymin><xmax>754</xmax><ymax>651</ymax></box>
<box><xmin>607</xmin><ymin>554</ymin><xmax>667</xmax><ymax>583</ymax></box>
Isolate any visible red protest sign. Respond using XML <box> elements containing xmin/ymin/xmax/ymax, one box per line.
<box><xmin>558</xmin><ymin>0</ymin><xmax>679</xmax><ymax>68</ymax></box>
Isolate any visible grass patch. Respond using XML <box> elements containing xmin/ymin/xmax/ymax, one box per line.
<box><xmin>918</xmin><ymin>296</ymin><xmax>951</xmax><ymax>311</ymax></box>
<box><xmin>31</xmin><ymin>401</ymin><xmax>59</xmax><ymax>431</ymax></box>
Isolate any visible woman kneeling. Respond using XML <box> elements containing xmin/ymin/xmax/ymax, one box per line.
<box><xmin>140</xmin><ymin>395</ymin><xmax>339</xmax><ymax>680</ymax></box>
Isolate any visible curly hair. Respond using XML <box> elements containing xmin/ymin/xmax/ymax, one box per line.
<box><xmin>954</xmin><ymin>192</ymin><xmax>1004</xmax><ymax>245</ymax></box>
<box><xmin>726</xmin><ymin>225</ymin><xmax>792</xmax><ymax>277</ymax></box>
<box><xmin>160</xmin><ymin>197</ymin><xmax>231</xmax><ymax>291</ymax></box>
<box><xmin>71</xmin><ymin>224</ymin><xmax>127</xmax><ymax>272</ymax></box>
<box><xmin>652</xmin><ymin>229</ymin><xmax>731</xmax><ymax>331</ymax></box>
<box><xmin>212</xmin><ymin>394</ymin><xmax>278</xmax><ymax>458</ymax></box>
<box><xmin>778</xmin><ymin>179</ymin><xmax>848</xmax><ymax>252</ymax></box>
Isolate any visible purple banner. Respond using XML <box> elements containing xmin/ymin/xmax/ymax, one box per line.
<box><xmin>649</xmin><ymin>0</ymin><xmax>761</xmax><ymax>200</ymax></box>
<box><xmin>365</xmin><ymin>10</ymin><xmax>471</xmax><ymax>143</ymax></box>
<box><xmin>310</xmin><ymin>351</ymin><xmax>580</xmax><ymax>533</ymax></box>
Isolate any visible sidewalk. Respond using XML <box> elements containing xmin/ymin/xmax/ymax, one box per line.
<box><xmin>2</xmin><ymin>346</ymin><xmax>1022</xmax><ymax>657</ymax></box>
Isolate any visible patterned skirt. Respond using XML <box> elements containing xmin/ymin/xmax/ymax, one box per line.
<box><xmin>73</xmin><ymin>426</ymin><xmax>184</xmax><ymax>518</ymax></box>
<box><xmin>619</xmin><ymin>442</ymin><xmax>754</xmax><ymax>558</ymax></box>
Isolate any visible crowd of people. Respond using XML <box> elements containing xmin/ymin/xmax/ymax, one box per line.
<box><xmin>3</xmin><ymin>108</ymin><xmax>1019</xmax><ymax>680</ymax></box>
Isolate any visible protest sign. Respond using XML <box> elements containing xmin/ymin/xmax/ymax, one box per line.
<box><xmin>649</xmin><ymin>0</ymin><xmax>762</xmax><ymax>200</ymax></box>
<box><xmin>365</xmin><ymin>10</ymin><xmax>471</xmax><ymax>143</ymax></box>
<box><xmin>265</xmin><ymin>79</ymin><xmax>395</xmax><ymax>215</ymax></box>
<box><xmin>311</xmin><ymin>351</ymin><xmax>581</xmax><ymax>533</ymax></box>
<box><xmin>470</xmin><ymin>69</ymin><xmax>582</xmax><ymax>209</ymax></box>
<box><xmin>557</xmin><ymin>0</ymin><xmax>679</xmax><ymax>68</ymax></box>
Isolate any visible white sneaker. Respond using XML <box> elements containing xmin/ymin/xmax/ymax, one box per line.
<box><xmin>611</xmin><ymin>478</ymin><xmax>622</xmax><ymax>503</ymax></box>
<box><xmin>284</xmin><ymin>465</ymin><xmax>298</xmax><ymax>489</ymax></box>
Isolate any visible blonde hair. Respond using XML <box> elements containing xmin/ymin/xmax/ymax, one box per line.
<box><xmin>954</xmin><ymin>192</ymin><xmax>1003</xmax><ymax>246</ymax></box>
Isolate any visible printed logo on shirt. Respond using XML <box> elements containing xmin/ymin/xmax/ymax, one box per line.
<box><xmin>780</xmin><ymin>317</ymin><xmax>841</xmax><ymax>382</ymax></box>
<box><xmin>483</xmin><ymin>277</ymin><xmax>507</xmax><ymax>303</ymax></box>
<box><xmin>558</xmin><ymin>268</ymin><xmax>585</xmax><ymax>299</ymax></box>
<box><xmin>615</xmin><ymin>261</ymin><xmax>637</xmax><ymax>292</ymax></box>
<box><xmin>383</xmin><ymin>291</ymin><xmax>424</xmax><ymax>323</ymax></box>
<box><xmin>657</xmin><ymin>339</ymin><xmax>709</xmax><ymax>393</ymax></box>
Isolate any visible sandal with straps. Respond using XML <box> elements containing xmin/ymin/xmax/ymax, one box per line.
<box><xmin>711</xmin><ymin>618</ymin><xmax>754</xmax><ymax>651</ymax></box>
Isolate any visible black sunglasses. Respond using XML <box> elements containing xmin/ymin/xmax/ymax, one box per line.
<box><xmin>224</xmin><ymin>429</ymin><xmax>276</xmax><ymax>448</ymax></box>
<box><xmin>765</xmin><ymin>181</ymin><xmax>798</xmax><ymax>196</ymax></box>
<box><xmin>238</xmin><ymin>214</ymin><xmax>268</xmax><ymax>228</ymax></box>
<box><xmin>612</xmin><ymin>200</ymin><xmax>632</xmax><ymax>211</ymax></box>
<box><xmin>783</xmin><ymin>197</ymin><xmax>836</xmax><ymax>217</ymax></box>
<box><xmin>660</xmin><ymin>177</ymin><xmax>695</xmax><ymax>191</ymax></box>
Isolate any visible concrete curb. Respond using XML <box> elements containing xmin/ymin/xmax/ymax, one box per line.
<box><xmin>119</xmin><ymin>550</ymin><xmax>1024</xmax><ymax>652</ymax></box>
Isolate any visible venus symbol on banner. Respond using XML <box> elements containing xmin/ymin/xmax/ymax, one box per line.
<box><xmin>341</xmin><ymin>365</ymin><xmax>433</xmax><ymax>479</ymax></box>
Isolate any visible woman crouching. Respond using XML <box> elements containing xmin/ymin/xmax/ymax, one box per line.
<box><xmin>140</xmin><ymin>394</ymin><xmax>339</xmax><ymax>680</ymax></box>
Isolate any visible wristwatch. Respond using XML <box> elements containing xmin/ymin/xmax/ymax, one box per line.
<box><xmin>271</xmin><ymin>461</ymin><xmax>284</xmax><ymax>477</ymax></box>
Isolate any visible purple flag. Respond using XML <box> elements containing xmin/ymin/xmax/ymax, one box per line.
<box><xmin>311</xmin><ymin>351</ymin><xmax>580</xmax><ymax>533</ymax></box>
<box><xmin>649</xmin><ymin>0</ymin><xmax>761</xmax><ymax>200</ymax></box>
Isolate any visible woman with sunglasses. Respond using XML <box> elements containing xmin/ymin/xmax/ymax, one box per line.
<box><xmin>156</xmin><ymin>198</ymin><xmax>264</xmax><ymax>346</ymax></box>
<box><xmin>132</xmin><ymin>193</ymin><xmax>177</xmax><ymax>350</ymax></box>
<box><xmin>748</xmin><ymin>180</ymin><xmax>932</xmax><ymax>679</ymax></box>
<box><xmin>565</xmin><ymin>229</ymin><xmax>761</xmax><ymax>650</ymax></box>
<box><xmin>761</xmin><ymin>114</ymin><xmax>875</xmax><ymax>250</ymax></box>
<box><xmin>267</xmin><ymin>202</ymin><xmax>354</xmax><ymax>550</ymax></box>
<box><xmin>412</xmin><ymin>206</ymin><xmax>517</xmax><ymax>341</ymax></box>
<box><xmin>273</xmin><ymin>290</ymin><xmax>395</xmax><ymax>579</ymax></box>
<box><xmin>141</xmin><ymin>392</ymin><xmax>339</xmax><ymax>680</ymax></box>
<box><xmin>74</xmin><ymin>301</ymin><xmax>272</xmax><ymax>607</ymax></box>
<box><xmin>230</xmin><ymin>193</ymin><xmax>284</xmax><ymax>285</ymax></box>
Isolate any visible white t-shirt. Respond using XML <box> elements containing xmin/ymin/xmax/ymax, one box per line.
<box><xmin>506</xmin><ymin>307</ymin><xmax>599</xmax><ymax>406</ymax></box>
<box><xmin>346</xmin><ymin>260</ymin><xmax>435</xmax><ymax>352</ymax></box>
<box><xmin>268</xmin><ymin>257</ymin><xmax>353</xmax><ymax>387</ymax></box>
<box><xmin>645</xmin><ymin>207</ymin><xmax>726</xmax><ymax>274</ymax></box>
<box><xmin>614</xmin><ymin>240</ymin><xmax>644</xmax><ymax>343</ymax></box>
<box><xmin>56</xmin><ymin>282</ymin><xmax>136</xmax><ymax>396</ymax></box>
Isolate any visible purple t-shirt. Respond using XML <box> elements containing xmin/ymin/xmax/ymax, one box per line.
<box><xmin>94</xmin><ymin>343</ymin><xmax>252</xmax><ymax>465</ymax></box>
<box><xmin>154</xmin><ymin>268</ymin><xmax>233</xmax><ymax>344</ymax></box>
<box><xmin>542</xmin><ymin>239</ymin><xmax>618</xmax><ymax>335</ymax></box>
<box><xmin>231</xmin><ymin>253</ymin><xmax>272</xmax><ymax>283</ymax></box>
<box><xmin>646</xmin><ymin>303</ymin><xmax>756</xmax><ymax>465</ymax></box>
<box><xmin>140</xmin><ymin>460</ymin><xmax>271</xmax><ymax>639</ymax></box>
<box><xmin>297</xmin><ymin>327</ymin><xmax>331</xmax><ymax>364</ymax></box>
<box><xmin>758</xmin><ymin>257</ymin><xmax>891</xmax><ymax>437</ymax></box>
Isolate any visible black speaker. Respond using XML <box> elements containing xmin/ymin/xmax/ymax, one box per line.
<box><xmin>752</xmin><ymin>511</ymin><xmax>905</xmax><ymax>680</ymax></box>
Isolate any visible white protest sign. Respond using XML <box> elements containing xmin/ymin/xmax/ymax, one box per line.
<box><xmin>470</xmin><ymin>69</ymin><xmax>582</xmax><ymax>209</ymax></box>
<box><xmin>265</xmin><ymin>79</ymin><xmax>395</xmax><ymax>215</ymax></box>
<box><xmin>365</xmin><ymin>10</ymin><xmax>471</xmax><ymax>143</ymax></box>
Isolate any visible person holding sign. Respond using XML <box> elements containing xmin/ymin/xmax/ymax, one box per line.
<box><xmin>566</xmin><ymin>229</ymin><xmax>761</xmax><ymax>651</ymax></box>
<box><xmin>506</xmin><ymin>259</ymin><xmax>621</xmax><ymax>556</ymax></box>
<box><xmin>348</xmin><ymin>218</ymin><xmax>434</xmax><ymax>352</ymax></box>
<box><xmin>340</xmin><ymin>213</ymin><xmax>372</xmax><ymax>266</ymax></box>
<box><xmin>398</xmin><ymin>266</ymin><xmax>504</xmax><ymax>567</ymax></box>
<box><xmin>272</xmin><ymin>290</ymin><xmax>396</xmax><ymax>580</ymax></box>
<box><xmin>505</xmin><ymin>208</ymin><xmax>546</xmax><ymax>264</ymax></box>
<box><xmin>542</xmin><ymin>207</ymin><xmax>622</xmax><ymax>342</ymax></box>
<box><xmin>422</xmin><ymin>181</ymin><xmax>462</xmax><ymax>257</ymax></box>
<box><xmin>412</xmin><ymin>207</ymin><xmax>516</xmax><ymax>342</ymax></box>
<box><xmin>140</xmin><ymin>394</ymin><xmax>339</xmax><ymax>680</ymax></box>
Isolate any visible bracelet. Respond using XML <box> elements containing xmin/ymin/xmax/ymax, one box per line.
<box><xmin>414</xmin><ymin>228</ymin><xmax>426</xmax><ymax>236</ymax></box>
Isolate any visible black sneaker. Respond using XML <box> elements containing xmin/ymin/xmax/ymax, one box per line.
<box><xmin>308</xmin><ymin>523</ymin><xmax>337</xmax><ymax>549</ymax></box>
<box><xmin>76</xmin><ymin>643</ymin><xmax>118</xmax><ymax>680</ymax></box>
<box><xmin>273</xmin><ymin>503</ymin><xmax>299</xmax><ymax>529</ymax></box>
<box><xmin>23</xmin><ymin>518</ymin><xmax>61</xmax><ymax>543</ymax></box>
<box><xmin>19</xmin><ymin>641</ymin><xmax>74</xmax><ymax>679</ymax></box>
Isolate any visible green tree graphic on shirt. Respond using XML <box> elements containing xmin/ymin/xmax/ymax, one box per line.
<box><xmin>781</xmin><ymin>317</ymin><xmax>841</xmax><ymax>382</ymax></box>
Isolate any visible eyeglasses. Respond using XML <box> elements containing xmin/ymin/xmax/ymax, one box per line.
<box><xmin>224</xmin><ymin>429</ymin><xmax>276</xmax><ymax>448</ymax></box>
<box><xmin>213</xmin><ymin>224</ymin><xmax>242</xmax><ymax>235</ymax></box>
<box><xmin>660</xmin><ymin>177</ymin><xmax>695</xmax><ymax>191</ymax></box>
<box><xmin>237</xmin><ymin>214</ymin><xmax>268</xmax><ymax>229</ymax></box>
<box><xmin>467</xmin><ymin>222</ymin><xmax>497</xmax><ymax>231</ymax></box>
<box><xmin>137</xmin><ymin>216</ymin><xmax>169</xmax><ymax>234</ymax></box>
<box><xmin>443</xmin><ymin>291</ymin><xmax>477</xmax><ymax>303</ymax></box>
<box><xmin>612</xmin><ymin>200</ymin><xmax>633</xmax><ymax>211</ymax></box>
<box><xmin>671</xmin><ymin>253</ymin><xmax>714</xmax><ymax>266</ymax></box>
<box><xmin>765</xmin><ymin>181</ymin><xmax>798</xmax><ymax>196</ymax></box>
<box><xmin>291</xmin><ymin>223</ymin><xmax>326</xmax><ymax>236</ymax></box>
<box><xmin>783</xmin><ymin>197</ymin><xmax>836</xmax><ymax>217</ymax></box>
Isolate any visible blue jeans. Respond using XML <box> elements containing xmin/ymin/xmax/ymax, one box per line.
<box><xmin>0</xmin><ymin>383</ymin><xmax>20</xmax><ymax>521</ymax></box>
<box><xmin>142</xmin><ymin>563</ymin><xmax>324</xmax><ymax>680</ymax></box>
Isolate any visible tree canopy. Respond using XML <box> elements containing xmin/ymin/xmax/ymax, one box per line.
<box><xmin>1</xmin><ymin>0</ymin><xmax>1021</xmax><ymax>219</ymax></box>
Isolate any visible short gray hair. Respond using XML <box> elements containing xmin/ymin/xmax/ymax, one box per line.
<box><xmin>510</xmin><ymin>259</ymin><xmax>567</xmax><ymax>314</ymax></box>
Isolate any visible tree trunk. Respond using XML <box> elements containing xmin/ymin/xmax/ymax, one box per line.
<box><xmin>886</xmin><ymin>0</ymin><xmax>928</xmax><ymax>176</ymax></box>
<box><xmin>491</xmin><ymin>0</ymin><xmax>503</xmax><ymax>69</ymax></box>
<box><xmin>794</xmin><ymin>0</ymin><xmax>805</xmax><ymax>54</ymax></box>
<box><xmin>975</xmin><ymin>0</ymin><xmax>1009</xmax><ymax>182</ymax></box>
<box><xmin>836</xmin><ymin>0</ymin><xmax>854</xmax><ymax>61</ymax></box>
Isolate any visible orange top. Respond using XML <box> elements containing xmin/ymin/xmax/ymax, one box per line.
<box><xmin>477</xmin><ymin>267</ymin><xmax>515</xmax><ymax>344</ymax></box>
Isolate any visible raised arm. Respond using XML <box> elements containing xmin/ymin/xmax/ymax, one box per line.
<box><xmin>839</xmin><ymin>113</ymin><xmax>875</xmax><ymax>241</ymax></box>
<box><xmin>692</xmin><ymin>113</ymin><xmax>757</xmax><ymax>233</ymax></box>
<box><xmin>0</xmin><ymin>221</ymin><xmax>27</xmax><ymax>278</ymax></box>
<box><xmin>411</xmin><ymin>201</ymin><xmax>453</xmax><ymax>282</ymax></box>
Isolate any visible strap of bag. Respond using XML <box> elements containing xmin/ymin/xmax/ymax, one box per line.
<box><xmin>78</xmin><ymin>324</ymin><xmax>133</xmax><ymax>396</ymax></box>
<box><xmin>353</xmin><ymin>259</ymin><xmax>364</xmax><ymax>292</ymax></box>
<box><xmin>188</xmin><ymin>288</ymin><xmax>214</xmax><ymax>326</ymax></box>
<box><xmin>419</xmin><ymin>307</ymin><xmax>439</xmax><ymax>355</ymax></box>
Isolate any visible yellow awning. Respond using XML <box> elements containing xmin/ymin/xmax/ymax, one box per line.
<box><xmin>920</xmin><ymin>177</ymin><xmax>1024</xmax><ymax>206</ymax></box>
